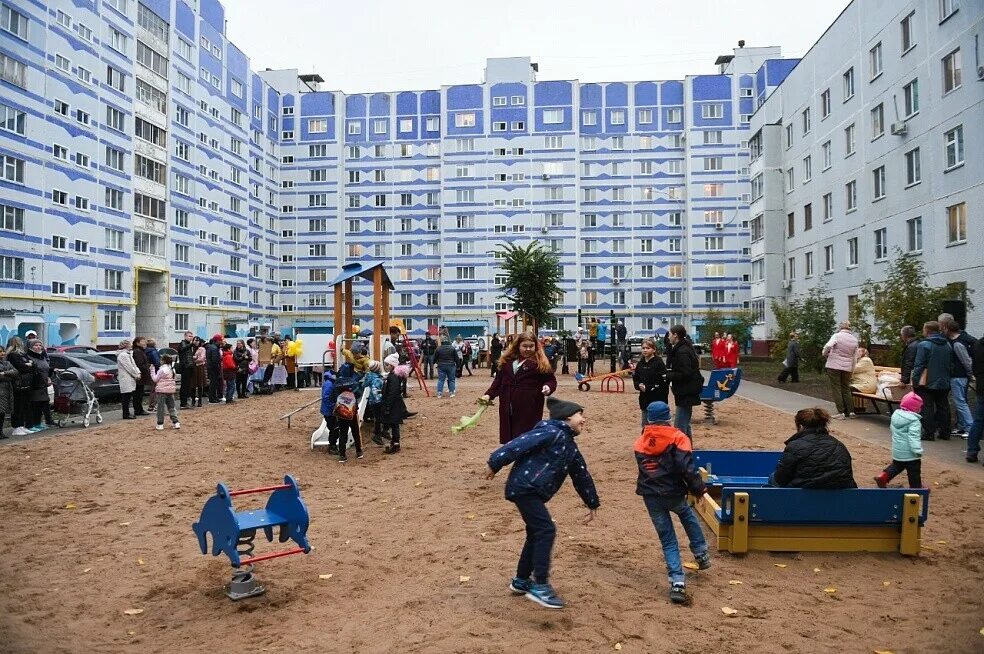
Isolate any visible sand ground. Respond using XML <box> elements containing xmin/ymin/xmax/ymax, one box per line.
<box><xmin>1</xmin><ymin>374</ymin><xmax>981</xmax><ymax>653</ymax></box>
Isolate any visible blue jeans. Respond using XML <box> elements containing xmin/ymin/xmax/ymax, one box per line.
<box><xmin>436</xmin><ymin>364</ymin><xmax>456</xmax><ymax>395</ymax></box>
<box><xmin>950</xmin><ymin>377</ymin><xmax>973</xmax><ymax>431</ymax></box>
<box><xmin>674</xmin><ymin>404</ymin><xmax>693</xmax><ymax>439</ymax></box>
<box><xmin>643</xmin><ymin>495</ymin><xmax>708</xmax><ymax>585</ymax></box>
<box><xmin>513</xmin><ymin>495</ymin><xmax>556</xmax><ymax>584</ymax></box>
<box><xmin>967</xmin><ymin>394</ymin><xmax>984</xmax><ymax>458</ymax></box>
<box><xmin>224</xmin><ymin>377</ymin><xmax>236</xmax><ymax>401</ymax></box>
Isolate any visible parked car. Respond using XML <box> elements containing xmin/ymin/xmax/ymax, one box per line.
<box><xmin>47</xmin><ymin>345</ymin><xmax>100</xmax><ymax>354</ymax></box>
<box><xmin>45</xmin><ymin>352</ymin><xmax>120</xmax><ymax>399</ymax></box>
<box><xmin>96</xmin><ymin>351</ymin><xmax>118</xmax><ymax>364</ymax></box>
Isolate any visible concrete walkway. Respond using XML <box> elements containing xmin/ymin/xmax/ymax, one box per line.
<box><xmin>737</xmin><ymin>379</ymin><xmax>984</xmax><ymax>476</ymax></box>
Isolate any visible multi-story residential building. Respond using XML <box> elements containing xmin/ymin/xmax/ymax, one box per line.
<box><xmin>1</xmin><ymin>0</ymin><xmax>802</xmax><ymax>346</ymax></box>
<box><xmin>748</xmin><ymin>0</ymin><xmax>983</xmax><ymax>343</ymax></box>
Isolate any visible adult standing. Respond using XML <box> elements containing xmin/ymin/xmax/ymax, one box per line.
<box><xmin>723</xmin><ymin>334</ymin><xmax>740</xmax><ymax>368</ymax></box>
<box><xmin>481</xmin><ymin>332</ymin><xmax>558</xmax><ymax>445</ymax></box>
<box><xmin>777</xmin><ymin>332</ymin><xmax>800</xmax><ymax>383</ymax></box>
<box><xmin>0</xmin><ymin>347</ymin><xmax>18</xmax><ymax>438</ymax></box>
<box><xmin>177</xmin><ymin>330</ymin><xmax>196</xmax><ymax>408</ymax></box>
<box><xmin>131</xmin><ymin>337</ymin><xmax>152</xmax><ymax>416</ymax></box>
<box><xmin>206</xmin><ymin>334</ymin><xmax>223</xmax><ymax>403</ymax></box>
<box><xmin>234</xmin><ymin>339</ymin><xmax>251</xmax><ymax>399</ymax></box>
<box><xmin>461</xmin><ymin>339</ymin><xmax>474</xmax><ymax>377</ymax></box>
<box><xmin>193</xmin><ymin>337</ymin><xmax>207</xmax><ymax>407</ymax></box>
<box><xmin>711</xmin><ymin>332</ymin><xmax>725</xmax><ymax>369</ymax></box>
<box><xmin>632</xmin><ymin>338</ymin><xmax>669</xmax><ymax>426</ymax></box>
<box><xmin>434</xmin><ymin>337</ymin><xmax>460</xmax><ymax>398</ymax></box>
<box><xmin>939</xmin><ymin>315</ymin><xmax>976</xmax><ymax>439</ymax></box>
<box><xmin>25</xmin><ymin>340</ymin><xmax>51</xmax><ymax>432</ymax></box>
<box><xmin>663</xmin><ymin>325</ymin><xmax>703</xmax><ymax>439</ymax></box>
<box><xmin>6</xmin><ymin>337</ymin><xmax>33</xmax><ymax>436</ymax></box>
<box><xmin>899</xmin><ymin>326</ymin><xmax>920</xmax><ymax>387</ymax></box>
<box><xmin>965</xmin><ymin>337</ymin><xmax>984</xmax><ymax>463</ymax></box>
<box><xmin>422</xmin><ymin>333</ymin><xmax>437</xmax><ymax>379</ymax></box>
<box><xmin>911</xmin><ymin>321</ymin><xmax>953</xmax><ymax>441</ymax></box>
<box><xmin>489</xmin><ymin>334</ymin><xmax>503</xmax><ymax>378</ymax></box>
<box><xmin>145</xmin><ymin>338</ymin><xmax>161</xmax><ymax>412</ymax></box>
<box><xmin>821</xmin><ymin>321</ymin><xmax>859</xmax><ymax>420</ymax></box>
<box><xmin>116</xmin><ymin>339</ymin><xmax>141</xmax><ymax>419</ymax></box>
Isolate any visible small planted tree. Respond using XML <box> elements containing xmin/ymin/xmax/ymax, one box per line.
<box><xmin>701</xmin><ymin>308</ymin><xmax>756</xmax><ymax>347</ymax></box>
<box><xmin>769</xmin><ymin>283</ymin><xmax>836</xmax><ymax>372</ymax></box>
<box><xmin>495</xmin><ymin>242</ymin><xmax>564</xmax><ymax>333</ymax></box>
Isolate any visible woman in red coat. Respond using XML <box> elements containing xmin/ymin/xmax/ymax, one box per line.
<box><xmin>480</xmin><ymin>332</ymin><xmax>558</xmax><ymax>444</ymax></box>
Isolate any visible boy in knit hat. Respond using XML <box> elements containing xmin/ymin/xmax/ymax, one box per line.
<box><xmin>485</xmin><ymin>397</ymin><xmax>600</xmax><ymax>610</ymax></box>
<box><xmin>874</xmin><ymin>391</ymin><xmax>925</xmax><ymax>488</ymax></box>
<box><xmin>634</xmin><ymin>401</ymin><xmax>711</xmax><ymax>605</ymax></box>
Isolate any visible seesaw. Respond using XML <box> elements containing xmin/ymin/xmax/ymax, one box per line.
<box><xmin>192</xmin><ymin>475</ymin><xmax>311</xmax><ymax>600</ymax></box>
<box><xmin>691</xmin><ymin>450</ymin><xmax>929</xmax><ymax>555</ymax></box>
<box><xmin>574</xmin><ymin>367</ymin><xmax>634</xmax><ymax>392</ymax></box>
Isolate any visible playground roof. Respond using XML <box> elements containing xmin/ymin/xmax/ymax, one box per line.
<box><xmin>328</xmin><ymin>262</ymin><xmax>395</xmax><ymax>290</ymax></box>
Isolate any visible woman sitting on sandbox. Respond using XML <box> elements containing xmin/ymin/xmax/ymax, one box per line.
<box><xmin>768</xmin><ymin>408</ymin><xmax>857</xmax><ymax>489</ymax></box>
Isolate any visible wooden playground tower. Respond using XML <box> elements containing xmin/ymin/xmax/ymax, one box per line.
<box><xmin>328</xmin><ymin>262</ymin><xmax>394</xmax><ymax>360</ymax></box>
<box><xmin>495</xmin><ymin>310</ymin><xmax>535</xmax><ymax>337</ymax></box>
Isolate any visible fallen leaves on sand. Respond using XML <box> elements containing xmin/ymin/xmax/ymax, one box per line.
<box><xmin>721</xmin><ymin>607</ymin><xmax>739</xmax><ymax>616</ymax></box>
<box><xmin>480</xmin><ymin>533</ymin><xmax>487</xmax><ymax>539</ymax></box>
<box><xmin>935</xmin><ymin>540</ymin><xmax>947</xmax><ymax>545</ymax></box>
<box><xmin>466</xmin><ymin>513</ymin><xmax>476</xmax><ymax>520</ymax></box>
<box><xmin>142</xmin><ymin>466</ymin><xmax>151</xmax><ymax>470</ymax></box>
<box><xmin>65</xmin><ymin>502</ymin><xmax>76</xmax><ymax>510</ymax></box>
<box><xmin>824</xmin><ymin>587</ymin><xmax>837</xmax><ymax>594</ymax></box>
<box><xmin>683</xmin><ymin>562</ymin><xmax>699</xmax><ymax>571</ymax></box>
<box><xmin>728</xmin><ymin>580</ymin><xmax>743</xmax><ymax>585</ymax></box>
<box><xmin>614</xmin><ymin>643</ymin><xmax>623</xmax><ymax>651</ymax></box>
<box><xmin>137</xmin><ymin>558</ymin><xmax>145</xmax><ymax>566</ymax></box>
<box><xmin>414</xmin><ymin>481</ymin><xmax>422</xmax><ymax>487</ymax></box>
<box><xmin>123</xmin><ymin>609</ymin><xmax>144</xmax><ymax>616</ymax></box>
<box><xmin>119</xmin><ymin>522</ymin><xmax>131</xmax><ymax>526</ymax></box>
<box><xmin>883</xmin><ymin>581</ymin><xmax>891</xmax><ymax>587</ymax></box>
<box><xmin>459</xmin><ymin>576</ymin><xmax>470</xmax><ymax>583</ymax></box>
<box><xmin>774</xmin><ymin>564</ymin><xmax>787</xmax><ymax>568</ymax></box>
<box><xmin>83</xmin><ymin>568</ymin><xmax>91</xmax><ymax>573</ymax></box>
<box><xmin>874</xmin><ymin>650</ymin><xmax>895</xmax><ymax>654</ymax></box>
<box><xmin>813</xmin><ymin>568</ymin><xmax>821</xmax><ymax>573</ymax></box>
<box><xmin>318</xmin><ymin>574</ymin><xmax>333</xmax><ymax>580</ymax></box>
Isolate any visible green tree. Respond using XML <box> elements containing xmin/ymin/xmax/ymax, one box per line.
<box><xmin>495</xmin><ymin>241</ymin><xmax>563</xmax><ymax>332</ymax></box>
<box><xmin>856</xmin><ymin>249</ymin><xmax>975</xmax><ymax>362</ymax></box>
<box><xmin>700</xmin><ymin>308</ymin><xmax>756</xmax><ymax>347</ymax></box>
<box><xmin>769</xmin><ymin>284</ymin><xmax>836</xmax><ymax>372</ymax></box>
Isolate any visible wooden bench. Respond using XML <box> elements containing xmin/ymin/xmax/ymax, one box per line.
<box><xmin>851</xmin><ymin>365</ymin><xmax>906</xmax><ymax>415</ymax></box>
<box><xmin>692</xmin><ymin>450</ymin><xmax>930</xmax><ymax>555</ymax></box>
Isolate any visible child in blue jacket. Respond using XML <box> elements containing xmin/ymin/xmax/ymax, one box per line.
<box><xmin>485</xmin><ymin>397</ymin><xmax>600</xmax><ymax>610</ymax></box>
<box><xmin>319</xmin><ymin>370</ymin><xmax>336</xmax><ymax>452</ymax></box>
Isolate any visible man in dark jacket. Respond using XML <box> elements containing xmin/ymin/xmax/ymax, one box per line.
<box><xmin>489</xmin><ymin>335</ymin><xmax>503</xmax><ymax>377</ymax></box>
<box><xmin>769</xmin><ymin>407</ymin><xmax>857</xmax><ymax>489</ymax></box>
<box><xmin>939</xmin><ymin>314</ymin><xmax>976</xmax><ymax>438</ymax></box>
<box><xmin>485</xmin><ymin>397</ymin><xmax>599</xmax><ymax>610</ymax></box>
<box><xmin>966</xmin><ymin>338</ymin><xmax>984</xmax><ymax>463</ymax></box>
<box><xmin>421</xmin><ymin>334</ymin><xmax>437</xmax><ymax>379</ymax></box>
<box><xmin>912</xmin><ymin>321</ymin><xmax>954</xmax><ymax>440</ymax></box>
<box><xmin>206</xmin><ymin>334</ymin><xmax>223</xmax><ymax>403</ymax></box>
<box><xmin>899</xmin><ymin>325</ymin><xmax>920</xmax><ymax>385</ymax></box>
<box><xmin>177</xmin><ymin>331</ymin><xmax>195</xmax><ymax>408</ymax></box>
<box><xmin>434</xmin><ymin>339</ymin><xmax>460</xmax><ymax>398</ymax></box>
<box><xmin>777</xmin><ymin>332</ymin><xmax>801</xmax><ymax>383</ymax></box>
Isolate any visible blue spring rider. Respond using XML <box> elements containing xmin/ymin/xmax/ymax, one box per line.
<box><xmin>192</xmin><ymin>474</ymin><xmax>312</xmax><ymax>600</ymax></box>
<box><xmin>700</xmin><ymin>367</ymin><xmax>743</xmax><ymax>424</ymax></box>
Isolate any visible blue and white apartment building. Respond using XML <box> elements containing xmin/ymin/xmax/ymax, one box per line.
<box><xmin>2</xmin><ymin>0</ymin><xmax>816</xmax><ymax>346</ymax></box>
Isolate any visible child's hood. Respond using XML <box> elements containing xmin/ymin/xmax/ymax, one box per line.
<box><xmin>891</xmin><ymin>408</ymin><xmax>922</xmax><ymax>429</ymax></box>
<box><xmin>634</xmin><ymin>424</ymin><xmax>692</xmax><ymax>457</ymax></box>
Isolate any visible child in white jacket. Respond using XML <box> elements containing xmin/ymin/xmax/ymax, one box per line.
<box><xmin>874</xmin><ymin>392</ymin><xmax>923</xmax><ymax>488</ymax></box>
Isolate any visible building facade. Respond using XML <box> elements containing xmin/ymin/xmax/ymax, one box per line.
<box><xmin>1</xmin><ymin>0</ymin><xmax>805</xmax><ymax>346</ymax></box>
<box><xmin>748</xmin><ymin>0</ymin><xmax>984</xmax><ymax>341</ymax></box>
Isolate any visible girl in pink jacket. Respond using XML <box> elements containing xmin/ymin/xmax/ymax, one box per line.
<box><xmin>150</xmin><ymin>354</ymin><xmax>180</xmax><ymax>430</ymax></box>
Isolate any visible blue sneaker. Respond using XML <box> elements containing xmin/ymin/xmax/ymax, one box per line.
<box><xmin>28</xmin><ymin>424</ymin><xmax>46</xmax><ymax>433</ymax></box>
<box><xmin>525</xmin><ymin>583</ymin><xmax>565</xmax><ymax>609</ymax></box>
<box><xmin>509</xmin><ymin>577</ymin><xmax>532</xmax><ymax>595</ymax></box>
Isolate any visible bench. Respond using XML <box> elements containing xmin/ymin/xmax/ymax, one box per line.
<box><xmin>851</xmin><ymin>365</ymin><xmax>907</xmax><ymax>415</ymax></box>
<box><xmin>690</xmin><ymin>450</ymin><xmax>929</xmax><ymax>555</ymax></box>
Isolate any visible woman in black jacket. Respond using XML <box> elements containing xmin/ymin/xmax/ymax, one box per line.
<box><xmin>632</xmin><ymin>338</ymin><xmax>669</xmax><ymax>427</ymax></box>
<box><xmin>380</xmin><ymin>364</ymin><xmax>410</xmax><ymax>454</ymax></box>
<box><xmin>131</xmin><ymin>337</ymin><xmax>152</xmax><ymax>416</ymax></box>
<box><xmin>769</xmin><ymin>408</ymin><xmax>857</xmax><ymax>488</ymax></box>
<box><xmin>664</xmin><ymin>325</ymin><xmax>703</xmax><ymax>439</ymax></box>
<box><xmin>233</xmin><ymin>340</ymin><xmax>251</xmax><ymax>399</ymax></box>
<box><xmin>5</xmin><ymin>336</ymin><xmax>34</xmax><ymax>436</ymax></box>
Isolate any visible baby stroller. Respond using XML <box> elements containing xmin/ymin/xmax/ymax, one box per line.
<box><xmin>53</xmin><ymin>367</ymin><xmax>103</xmax><ymax>428</ymax></box>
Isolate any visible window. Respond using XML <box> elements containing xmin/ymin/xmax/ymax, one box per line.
<box><xmin>104</xmin><ymin>269</ymin><xmax>123</xmax><ymax>291</ymax></box>
<box><xmin>543</xmin><ymin>109</ymin><xmax>563</xmax><ymax>124</ymax></box>
<box><xmin>136</xmin><ymin>41</ymin><xmax>168</xmax><ymax>79</ymax></box>
<box><xmin>347</xmin><ymin>120</ymin><xmax>361</xmax><ymax>135</ymax></box>
<box><xmin>637</xmin><ymin>109</ymin><xmax>653</xmax><ymax>124</ymax></box>
<box><xmin>426</xmin><ymin>117</ymin><xmax>439</xmax><ymax>131</ymax></box>
<box><xmin>907</xmin><ymin>216</ymin><xmax>923</xmax><ymax>252</ymax></box>
<box><xmin>805</xmin><ymin>252</ymin><xmax>814</xmax><ymax>277</ymax></box>
<box><xmin>55</xmin><ymin>54</ymin><xmax>70</xmax><ymax>72</ymax></box>
<box><xmin>103</xmin><ymin>310</ymin><xmax>123</xmax><ymax>331</ymax></box>
<box><xmin>802</xmin><ymin>108</ymin><xmax>811</xmax><ymax>134</ymax></box>
<box><xmin>456</xmin><ymin>292</ymin><xmax>475</xmax><ymax>306</ymax></box>
<box><xmin>940</xmin><ymin>0</ymin><xmax>958</xmax><ymax>21</ymax></box>
<box><xmin>1</xmin><ymin>5</ymin><xmax>28</xmax><ymax>39</ymax></box>
<box><xmin>843</xmin><ymin>67</ymin><xmax>855</xmax><ymax>101</ymax></box>
<box><xmin>846</xmin><ymin>180</ymin><xmax>857</xmax><ymax>212</ymax></box>
<box><xmin>75</xmin><ymin>109</ymin><xmax>90</xmax><ymax>125</ymax></box>
<box><xmin>845</xmin><ymin>123</ymin><xmax>856</xmax><ymax>156</ymax></box>
<box><xmin>704</xmin><ymin>210</ymin><xmax>724</xmax><ymax>225</ymax></box>
<box><xmin>136</xmin><ymin>79</ymin><xmax>167</xmax><ymax>113</ymax></box>
<box><xmin>106</xmin><ymin>65</ymin><xmax>125</xmax><ymax>92</ymax></box>
<box><xmin>785</xmin><ymin>168</ymin><xmax>795</xmax><ymax>192</ymax></box>
<box><xmin>903</xmin><ymin>79</ymin><xmax>919</xmax><ymax>117</ymax></box>
<box><xmin>947</xmin><ymin>202</ymin><xmax>967</xmax><ymax>244</ymax></box>
<box><xmin>784</xmin><ymin>124</ymin><xmax>794</xmax><ymax>150</ymax></box>
<box><xmin>53</xmin><ymin>145</ymin><xmax>68</xmax><ymax>161</ymax></box>
<box><xmin>750</xmin><ymin>215</ymin><xmax>764</xmax><ymax>242</ymax></box>
<box><xmin>944</xmin><ymin>125</ymin><xmax>964</xmax><ymax>169</ymax></box>
<box><xmin>703</xmin><ymin>130</ymin><xmax>722</xmax><ymax>145</ymax></box>
<box><xmin>874</xmin><ymin>228</ymin><xmax>888</xmax><ymax>260</ymax></box>
<box><xmin>942</xmin><ymin>49</ymin><xmax>961</xmax><ymax>93</ymax></box>
<box><xmin>0</xmin><ymin>204</ymin><xmax>23</xmax><ymax>232</ymax></box>
<box><xmin>787</xmin><ymin>257</ymin><xmax>796</xmax><ymax>281</ymax></box>
<box><xmin>610</xmin><ymin>109</ymin><xmax>625</xmax><ymax>125</ymax></box>
<box><xmin>581</xmin><ymin>110</ymin><xmax>597</xmax><ymax>126</ymax></box>
<box><xmin>704</xmin><ymin>183</ymin><xmax>724</xmax><ymax>197</ymax></box>
<box><xmin>1</xmin><ymin>154</ymin><xmax>24</xmax><ymax>182</ymax></box>
<box><xmin>873</xmin><ymin>165</ymin><xmax>886</xmax><ymax>200</ymax></box>
<box><xmin>0</xmin><ymin>53</ymin><xmax>26</xmax><ymax>87</ymax></box>
<box><xmin>705</xmin><ymin>264</ymin><xmax>725</xmax><ymax>278</ymax></box>
<box><xmin>848</xmin><ymin>237</ymin><xmax>859</xmax><ymax>266</ymax></box>
<box><xmin>823</xmin><ymin>245</ymin><xmax>834</xmax><ymax>273</ymax></box>
<box><xmin>821</xmin><ymin>141</ymin><xmax>832</xmax><ymax>170</ymax></box>
<box><xmin>667</xmin><ymin>108</ymin><xmax>683</xmax><ymax>124</ymax></box>
<box><xmin>804</xmin><ymin>203</ymin><xmax>813</xmax><ymax>231</ymax></box>
<box><xmin>820</xmin><ymin>89</ymin><xmax>831</xmax><ymax>118</ymax></box>
<box><xmin>823</xmin><ymin>193</ymin><xmax>833</xmax><ymax>222</ymax></box>
<box><xmin>901</xmin><ymin>12</ymin><xmax>915</xmax><ymax>53</ymax></box>
<box><xmin>511</xmin><ymin>96</ymin><xmax>524</xmax><ymax>106</ymax></box>
<box><xmin>454</xmin><ymin>112</ymin><xmax>475</xmax><ymax>128</ymax></box>
<box><xmin>105</xmin><ymin>228</ymin><xmax>124</xmax><ymax>251</ymax></box>
<box><xmin>704</xmin><ymin>157</ymin><xmax>723</xmax><ymax>171</ymax></box>
<box><xmin>786</xmin><ymin>212</ymin><xmax>795</xmax><ymax>238</ymax></box>
<box><xmin>869</xmin><ymin>42</ymin><xmax>883</xmax><ymax>80</ymax></box>
<box><xmin>308</xmin><ymin>118</ymin><xmax>327</xmax><ymax>134</ymax></box>
<box><xmin>905</xmin><ymin>148</ymin><xmax>921</xmax><ymax>186</ymax></box>
<box><xmin>373</xmin><ymin>118</ymin><xmax>387</xmax><ymax>134</ymax></box>
<box><xmin>133</xmin><ymin>230</ymin><xmax>164</xmax><ymax>256</ymax></box>
<box><xmin>701</xmin><ymin>103</ymin><xmax>723</xmax><ymax>119</ymax></box>
<box><xmin>803</xmin><ymin>156</ymin><xmax>812</xmax><ymax>182</ymax></box>
<box><xmin>870</xmin><ymin>103</ymin><xmax>884</xmax><ymax>139</ymax></box>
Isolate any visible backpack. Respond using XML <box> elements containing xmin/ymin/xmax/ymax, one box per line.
<box><xmin>335</xmin><ymin>389</ymin><xmax>358</xmax><ymax>420</ymax></box>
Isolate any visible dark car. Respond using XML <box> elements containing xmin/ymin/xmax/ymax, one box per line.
<box><xmin>97</xmin><ymin>350</ymin><xmax>119</xmax><ymax>364</ymax></box>
<box><xmin>46</xmin><ymin>352</ymin><xmax>120</xmax><ymax>399</ymax></box>
<box><xmin>47</xmin><ymin>345</ymin><xmax>100</xmax><ymax>354</ymax></box>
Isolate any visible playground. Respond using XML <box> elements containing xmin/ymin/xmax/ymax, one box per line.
<box><xmin>0</xmin><ymin>375</ymin><xmax>981</xmax><ymax>653</ymax></box>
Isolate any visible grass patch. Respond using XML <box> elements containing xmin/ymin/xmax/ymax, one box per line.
<box><xmin>737</xmin><ymin>359</ymin><xmax>832</xmax><ymax>403</ymax></box>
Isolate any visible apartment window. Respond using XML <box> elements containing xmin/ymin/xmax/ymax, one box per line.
<box><xmin>610</xmin><ymin>109</ymin><xmax>625</xmax><ymax>125</ymax></box>
<box><xmin>454</xmin><ymin>112</ymin><xmax>476</xmax><ymax>128</ymax></box>
<box><xmin>870</xmin><ymin>103</ymin><xmax>884</xmax><ymax>139</ymax></box>
<box><xmin>803</xmin><ymin>156</ymin><xmax>812</xmax><ymax>182</ymax></box>
<box><xmin>581</xmin><ymin>291</ymin><xmax>598</xmax><ymax>306</ymax></box>
<box><xmin>848</xmin><ymin>237</ymin><xmax>858</xmax><ymax>266</ymax></box>
<box><xmin>704</xmin><ymin>236</ymin><xmax>723</xmax><ymax>251</ymax></box>
<box><xmin>307</xmin><ymin>118</ymin><xmax>327</xmax><ymax>134</ymax></box>
<box><xmin>907</xmin><ymin>216</ymin><xmax>923</xmax><ymax>252</ymax></box>
<box><xmin>701</xmin><ymin>103</ymin><xmax>723</xmax><ymax>119</ymax></box>
<box><xmin>581</xmin><ymin>110</ymin><xmax>597</xmax><ymax>126</ymax></box>
<box><xmin>944</xmin><ymin>126</ymin><xmax>964</xmax><ymax>169</ymax></box>
<box><xmin>51</xmin><ymin>235</ymin><xmax>67</xmax><ymax>250</ymax></box>
<box><xmin>1</xmin><ymin>154</ymin><xmax>24</xmax><ymax>182</ymax></box>
<box><xmin>805</xmin><ymin>252</ymin><xmax>814</xmax><ymax>277</ymax></box>
<box><xmin>872</xmin><ymin>165</ymin><xmax>886</xmax><ymax>200</ymax></box>
<box><xmin>820</xmin><ymin>141</ymin><xmax>832</xmax><ymax>170</ymax></box>
<box><xmin>666</xmin><ymin>108</ymin><xmax>682</xmax><ymax>123</ymax></box>
<box><xmin>869</xmin><ymin>42</ymin><xmax>883</xmax><ymax>80</ymax></box>
<box><xmin>456</xmin><ymin>292</ymin><xmax>475</xmax><ymax>306</ymax></box>
<box><xmin>705</xmin><ymin>264</ymin><xmax>726</xmax><ymax>278</ymax></box>
<box><xmin>785</xmin><ymin>168</ymin><xmax>794</xmax><ymax>192</ymax></box>
<box><xmin>903</xmin><ymin>79</ymin><xmax>919</xmax><ymax>117</ymax></box>
<box><xmin>843</xmin><ymin>67</ymin><xmax>855</xmax><ymax>100</ymax></box>
<box><xmin>102</xmin><ymin>309</ymin><xmax>123</xmax><ymax>331</ymax></box>
<box><xmin>900</xmin><ymin>11</ymin><xmax>916</xmax><ymax>53</ymax></box>
<box><xmin>133</xmin><ymin>230</ymin><xmax>164</xmax><ymax>256</ymax></box>
<box><xmin>786</xmin><ymin>212</ymin><xmax>795</xmax><ymax>238</ymax></box>
<box><xmin>136</xmin><ymin>41</ymin><xmax>168</xmax><ymax>79</ymax></box>
<box><xmin>104</xmin><ymin>269</ymin><xmax>123</xmax><ymax>291</ymax></box>
<box><xmin>0</xmin><ymin>204</ymin><xmax>23</xmax><ymax>232</ymax></box>
<box><xmin>846</xmin><ymin>180</ymin><xmax>857</xmax><ymax>212</ymax></box>
<box><xmin>874</xmin><ymin>228</ymin><xmax>888</xmax><ymax>260</ymax></box>
<box><xmin>372</xmin><ymin>118</ymin><xmax>387</xmax><ymax>135</ymax></box>
<box><xmin>704</xmin><ymin>183</ymin><xmax>724</xmax><ymax>197</ymax></box>
<box><xmin>947</xmin><ymin>202</ymin><xmax>967</xmax><ymax>244</ymax></box>
<box><xmin>107</xmin><ymin>186</ymin><xmax>125</xmax><ymax>210</ymax></box>
<box><xmin>544</xmin><ymin>135</ymin><xmax>563</xmax><ymax>149</ymax></box>
<box><xmin>0</xmin><ymin>52</ymin><xmax>26</xmax><ymax>87</ymax></box>
<box><xmin>542</xmin><ymin>109</ymin><xmax>564</xmax><ymax>124</ymax></box>
<box><xmin>637</xmin><ymin>108</ymin><xmax>653</xmax><ymax>124</ymax></box>
<box><xmin>820</xmin><ymin>89</ymin><xmax>831</xmax><ymax>118</ymax></box>
<box><xmin>106</xmin><ymin>65</ymin><xmax>125</xmax><ymax>92</ymax></box>
<box><xmin>76</xmin><ymin>109</ymin><xmax>90</xmax><ymax>125</ymax></box>
<box><xmin>704</xmin><ymin>157</ymin><xmax>723</xmax><ymax>171</ymax></box>
<box><xmin>1</xmin><ymin>5</ymin><xmax>28</xmax><ymax>39</ymax></box>
<box><xmin>703</xmin><ymin>130</ymin><xmax>722</xmax><ymax>144</ymax></box>
<box><xmin>750</xmin><ymin>215</ymin><xmax>764</xmax><ymax>242</ymax></box>
<box><xmin>803</xmin><ymin>203</ymin><xmax>813</xmax><ymax>231</ymax></box>
<box><xmin>347</xmin><ymin>120</ymin><xmax>361</xmax><ymax>135</ymax></box>
<box><xmin>823</xmin><ymin>193</ymin><xmax>833</xmax><ymax>222</ymax></box>
<box><xmin>905</xmin><ymin>148</ymin><xmax>921</xmax><ymax>186</ymax></box>
<box><xmin>802</xmin><ymin>108</ymin><xmax>811</xmax><ymax>135</ymax></box>
<box><xmin>821</xmin><ymin>245</ymin><xmax>833</xmax><ymax>273</ymax></box>
<box><xmin>785</xmin><ymin>124</ymin><xmax>794</xmax><ymax>149</ymax></box>
<box><xmin>787</xmin><ymin>257</ymin><xmax>796</xmax><ymax>281</ymax></box>
<box><xmin>105</xmin><ymin>228</ymin><xmax>124</xmax><ymax>252</ymax></box>
<box><xmin>942</xmin><ymin>49</ymin><xmax>961</xmax><ymax>94</ymax></box>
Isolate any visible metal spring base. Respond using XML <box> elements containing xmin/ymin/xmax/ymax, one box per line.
<box><xmin>702</xmin><ymin>401</ymin><xmax>718</xmax><ymax>425</ymax></box>
<box><xmin>226</xmin><ymin>529</ymin><xmax>265</xmax><ymax>601</ymax></box>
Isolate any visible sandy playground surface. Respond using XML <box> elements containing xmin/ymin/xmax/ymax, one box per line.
<box><xmin>0</xmin><ymin>374</ymin><xmax>982</xmax><ymax>653</ymax></box>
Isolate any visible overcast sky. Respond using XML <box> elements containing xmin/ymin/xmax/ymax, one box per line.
<box><xmin>224</xmin><ymin>0</ymin><xmax>848</xmax><ymax>93</ymax></box>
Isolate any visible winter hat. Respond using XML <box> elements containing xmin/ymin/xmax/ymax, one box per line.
<box><xmin>547</xmin><ymin>397</ymin><xmax>583</xmax><ymax>421</ymax></box>
<box><xmin>383</xmin><ymin>353</ymin><xmax>400</xmax><ymax>369</ymax></box>
<box><xmin>646</xmin><ymin>401</ymin><xmax>672</xmax><ymax>424</ymax></box>
<box><xmin>393</xmin><ymin>364</ymin><xmax>411</xmax><ymax>379</ymax></box>
<box><xmin>900</xmin><ymin>391</ymin><xmax>923</xmax><ymax>413</ymax></box>
<box><xmin>212</xmin><ymin>333</ymin><xmax>223</xmax><ymax>342</ymax></box>
<box><xmin>368</xmin><ymin>360</ymin><xmax>382</xmax><ymax>373</ymax></box>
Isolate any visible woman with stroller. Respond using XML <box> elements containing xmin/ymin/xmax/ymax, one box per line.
<box><xmin>24</xmin><ymin>339</ymin><xmax>52</xmax><ymax>432</ymax></box>
<box><xmin>117</xmin><ymin>339</ymin><xmax>142</xmax><ymax>419</ymax></box>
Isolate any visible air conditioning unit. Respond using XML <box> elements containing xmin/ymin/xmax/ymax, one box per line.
<box><xmin>541</xmin><ymin>173</ymin><xmax>550</xmax><ymax>180</ymax></box>
<box><xmin>781</xmin><ymin>279</ymin><xmax>791</xmax><ymax>290</ymax></box>
<box><xmin>540</xmin><ymin>226</ymin><xmax>548</xmax><ymax>234</ymax></box>
<box><xmin>612</xmin><ymin>278</ymin><xmax>621</xmax><ymax>285</ymax></box>
<box><xmin>714</xmin><ymin>223</ymin><xmax>724</xmax><ymax>231</ymax></box>
<box><xmin>890</xmin><ymin>121</ymin><xmax>908</xmax><ymax>136</ymax></box>
<box><xmin>978</xmin><ymin>65</ymin><xmax>984</xmax><ymax>80</ymax></box>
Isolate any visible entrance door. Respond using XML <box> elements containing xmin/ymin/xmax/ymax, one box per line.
<box><xmin>135</xmin><ymin>269</ymin><xmax>167</xmax><ymax>344</ymax></box>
